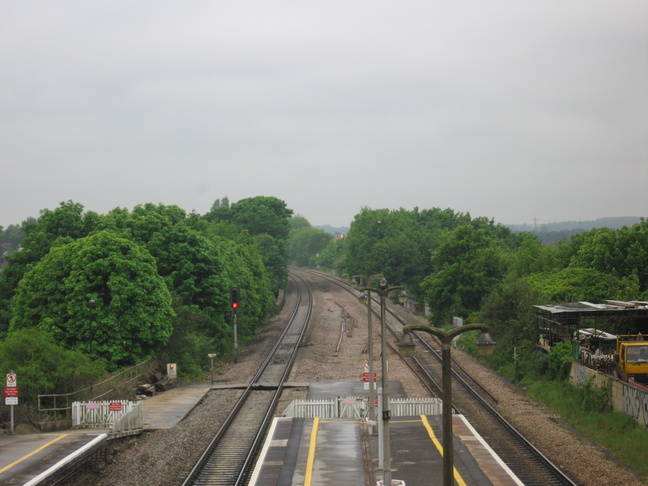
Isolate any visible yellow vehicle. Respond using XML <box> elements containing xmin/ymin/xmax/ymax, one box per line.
<box><xmin>615</xmin><ymin>335</ymin><xmax>648</xmax><ymax>384</ymax></box>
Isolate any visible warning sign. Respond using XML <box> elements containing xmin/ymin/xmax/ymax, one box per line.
<box><xmin>109</xmin><ymin>402</ymin><xmax>123</xmax><ymax>412</ymax></box>
<box><xmin>6</xmin><ymin>373</ymin><xmax>16</xmax><ymax>387</ymax></box>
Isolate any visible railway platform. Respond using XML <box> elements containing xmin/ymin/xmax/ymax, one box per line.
<box><xmin>0</xmin><ymin>430</ymin><xmax>107</xmax><ymax>485</ymax></box>
<box><xmin>1</xmin><ymin>382</ymin><xmax>523</xmax><ymax>485</ymax></box>
<box><xmin>0</xmin><ymin>383</ymin><xmax>211</xmax><ymax>484</ymax></box>
<box><xmin>251</xmin><ymin>414</ymin><xmax>523</xmax><ymax>486</ymax></box>
<box><xmin>251</xmin><ymin>380</ymin><xmax>523</xmax><ymax>486</ymax></box>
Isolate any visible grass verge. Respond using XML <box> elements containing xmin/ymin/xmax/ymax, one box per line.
<box><xmin>526</xmin><ymin>380</ymin><xmax>648</xmax><ymax>482</ymax></box>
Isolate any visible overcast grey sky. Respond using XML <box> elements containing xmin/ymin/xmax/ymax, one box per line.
<box><xmin>2</xmin><ymin>1</ymin><xmax>647</xmax><ymax>230</ymax></box>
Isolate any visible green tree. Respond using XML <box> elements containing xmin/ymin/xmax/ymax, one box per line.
<box><xmin>569</xmin><ymin>220</ymin><xmax>648</xmax><ymax>292</ymax></box>
<box><xmin>525</xmin><ymin>267</ymin><xmax>639</xmax><ymax>303</ymax></box>
<box><xmin>288</xmin><ymin>223</ymin><xmax>333</xmax><ymax>267</ymax></box>
<box><xmin>229</xmin><ymin>196</ymin><xmax>293</xmax><ymax>241</ymax></box>
<box><xmin>0</xmin><ymin>201</ymin><xmax>101</xmax><ymax>335</ymax></box>
<box><xmin>422</xmin><ymin>224</ymin><xmax>509</xmax><ymax>323</ymax></box>
<box><xmin>147</xmin><ymin>224</ymin><xmax>229</xmax><ymax>311</ymax></box>
<box><xmin>479</xmin><ymin>276</ymin><xmax>542</xmax><ymax>374</ymax></box>
<box><xmin>0</xmin><ymin>328</ymin><xmax>105</xmax><ymax>405</ymax></box>
<box><xmin>225</xmin><ymin>196</ymin><xmax>293</xmax><ymax>292</ymax></box>
<box><xmin>254</xmin><ymin>233</ymin><xmax>289</xmax><ymax>291</ymax></box>
<box><xmin>219</xmin><ymin>237</ymin><xmax>275</xmax><ymax>329</ymax></box>
<box><xmin>318</xmin><ymin>236</ymin><xmax>347</xmax><ymax>271</ymax></box>
<box><xmin>508</xmin><ymin>233</ymin><xmax>559</xmax><ymax>278</ymax></box>
<box><xmin>547</xmin><ymin>341</ymin><xmax>574</xmax><ymax>379</ymax></box>
<box><xmin>289</xmin><ymin>215</ymin><xmax>311</xmax><ymax>232</ymax></box>
<box><xmin>0</xmin><ymin>223</ymin><xmax>27</xmax><ymax>246</ymax></box>
<box><xmin>10</xmin><ymin>231</ymin><xmax>174</xmax><ymax>367</ymax></box>
<box><xmin>341</xmin><ymin>206</ymin><xmax>519</xmax><ymax>301</ymax></box>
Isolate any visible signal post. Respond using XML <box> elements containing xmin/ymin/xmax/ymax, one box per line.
<box><xmin>230</xmin><ymin>288</ymin><xmax>240</xmax><ymax>361</ymax></box>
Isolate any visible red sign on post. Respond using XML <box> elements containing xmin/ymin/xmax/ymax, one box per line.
<box><xmin>362</xmin><ymin>372</ymin><xmax>378</xmax><ymax>382</ymax></box>
<box><xmin>109</xmin><ymin>402</ymin><xmax>123</xmax><ymax>412</ymax></box>
<box><xmin>4</xmin><ymin>387</ymin><xmax>18</xmax><ymax>397</ymax></box>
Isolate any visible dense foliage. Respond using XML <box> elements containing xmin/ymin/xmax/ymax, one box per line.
<box><xmin>288</xmin><ymin>216</ymin><xmax>333</xmax><ymax>267</ymax></box>
<box><xmin>10</xmin><ymin>231</ymin><xmax>174</xmax><ymax>367</ymax></box>
<box><xmin>310</xmin><ymin>209</ymin><xmax>647</xmax><ymax>378</ymax></box>
<box><xmin>2</xmin><ymin>196</ymin><xmax>646</xmax><ymax>402</ymax></box>
<box><xmin>205</xmin><ymin>196</ymin><xmax>293</xmax><ymax>292</ymax></box>
<box><xmin>0</xmin><ymin>197</ymin><xmax>292</xmax><ymax>401</ymax></box>
<box><xmin>0</xmin><ymin>329</ymin><xmax>105</xmax><ymax>404</ymax></box>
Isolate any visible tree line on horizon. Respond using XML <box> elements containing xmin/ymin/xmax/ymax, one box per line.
<box><xmin>0</xmin><ymin>198</ymin><xmax>646</xmax><ymax>404</ymax></box>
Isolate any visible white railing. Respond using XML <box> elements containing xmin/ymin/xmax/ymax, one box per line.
<box><xmin>112</xmin><ymin>401</ymin><xmax>144</xmax><ymax>434</ymax></box>
<box><xmin>390</xmin><ymin>397</ymin><xmax>443</xmax><ymax>416</ymax></box>
<box><xmin>72</xmin><ymin>400</ymin><xmax>143</xmax><ymax>433</ymax></box>
<box><xmin>283</xmin><ymin>397</ymin><xmax>442</xmax><ymax>418</ymax></box>
<box><xmin>284</xmin><ymin>398</ymin><xmax>338</xmax><ymax>418</ymax></box>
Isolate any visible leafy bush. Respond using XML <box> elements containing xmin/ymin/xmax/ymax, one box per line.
<box><xmin>0</xmin><ymin>328</ymin><xmax>105</xmax><ymax>405</ymax></box>
<box><xmin>546</xmin><ymin>341</ymin><xmax>574</xmax><ymax>379</ymax></box>
<box><xmin>578</xmin><ymin>377</ymin><xmax>612</xmax><ymax>413</ymax></box>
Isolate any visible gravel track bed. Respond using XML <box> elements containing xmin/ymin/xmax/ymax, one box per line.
<box><xmin>89</xmin><ymin>269</ymin><xmax>643</xmax><ymax>486</ymax></box>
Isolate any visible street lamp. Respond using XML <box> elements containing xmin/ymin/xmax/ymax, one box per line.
<box><xmin>397</xmin><ymin>324</ymin><xmax>495</xmax><ymax>486</ymax></box>
<box><xmin>357</xmin><ymin>277</ymin><xmax>406</xmax><ymax>486</ymax></box>
<box><xmin>352</xmin><ymin>274</ymin><xmax>382</xmax><ymax>422</ymax></box>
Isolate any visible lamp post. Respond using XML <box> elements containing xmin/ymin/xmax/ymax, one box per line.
<box><xmin>352</xmin><ymin>274</ymin><xmax>382</xmax><ymax>421</ymax></box>
<box><xmin>397</xmin><ymin>324</ymin><xmax>495</xmax><ymax>486</ymax></box>
<box><xmin>356</xmin><ymin>277</ymin><xmax>406</xmax><ymax>486</ymax></box>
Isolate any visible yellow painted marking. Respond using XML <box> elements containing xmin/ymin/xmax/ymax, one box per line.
<box><xmin>0</xmin><ymin>434</ymin><xmax>69</xmax><ymax>474</ymax></box>
<box><xmin>421</xmin><ymin>415</ymin><xmax>467</xmax><ymax>486</ymax></box>
<box><xmin>304</xmin><ymin>417</ymin><xmax>320</xmax><ymax>486</ymax></box>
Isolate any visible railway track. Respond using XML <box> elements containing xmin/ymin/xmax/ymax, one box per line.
<box><xmin>305</xmin><ymin>269</ymin><xmax>577</xmax><ymax>486</ymax></box>
<box><xmin>181</xmin><ymin>272</ymin><xmax>313</xmax><ymax>486</ymax></box>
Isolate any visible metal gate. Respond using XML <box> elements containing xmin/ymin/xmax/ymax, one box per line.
<box><xmin>72</xmin><ymin>400</ymin><xmax>142</xmax><ymax>432</ymax></box>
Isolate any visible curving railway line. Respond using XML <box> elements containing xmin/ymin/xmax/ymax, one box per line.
<box><xmin>181</xmin><ymin>273</ymin><xmax>313</xmax><ymax>486</ymax></box>
<box><xmin>305</xmin><ymin>269</ymin><xmax>577</xmax><ymax>486</ymax></box>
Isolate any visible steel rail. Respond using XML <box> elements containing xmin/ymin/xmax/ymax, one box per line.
<box><xmin>182</xmin><ymin>272</ymin><xmax>313</xmax><ymax>486</ymax></box>
<box><xmin>304</xmin><ymin>268</ymin><xmax>578</xmax><ymax>485</ymax></box>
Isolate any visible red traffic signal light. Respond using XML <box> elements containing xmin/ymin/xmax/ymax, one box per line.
<box><xmin>230</xmin><ymin>287</ymin><xmax>240</xmax><ymax>309</ymax></box>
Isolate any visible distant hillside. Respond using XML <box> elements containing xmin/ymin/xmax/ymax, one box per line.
<box><xmin>508</xmin><ymin>217</ymin><xmax>643</xmax><ymax>244</ymax></box>
<box><xmin>508</xmin><ymin>217</ymin><xmax>642</xmax><ymax>233</ymax></box>
<box><xmin>315</xmin><ymin>225</ymin><xmax>349</xmax><ymax>235</ymax></box>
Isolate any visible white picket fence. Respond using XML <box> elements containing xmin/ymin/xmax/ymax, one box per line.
<box><xmin>72</xmin><ymin>400</ymin><xmax>143</xmax><ymax>434</ymax></box>
<box><xmin>283</xmin><ymin>396</ymin><xmax>443</xmax><ymax>418</ymax></box>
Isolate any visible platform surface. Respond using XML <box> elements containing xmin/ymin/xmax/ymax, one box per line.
<box><xmin>0</xmin><ymin>383</ymin><xmax>211</xmax><ymax>484</ymax></box>
<box><xmin>0</xmin><ymin>431</ymin><xmax>106</xmax><ymax>485</ymax></box>
<box><xmin>141</xmin><ymin>383</ymin><xmax>211</xmax><ymax>429</ymax></box>
<box><xmin>252</xmin><ymin>415</ymin><xmax>523</xmax><ymax>486</ymax></box>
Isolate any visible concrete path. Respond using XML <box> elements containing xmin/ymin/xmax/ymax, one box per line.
<box><xmin>141</xmin><ymin>384</ymin><xmax>212</xmax><ymax>430</ymax></box>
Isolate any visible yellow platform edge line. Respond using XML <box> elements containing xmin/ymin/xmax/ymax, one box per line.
<box><xmin>0</xmin><ymin>434</ymin><xmax>69</xmax><ymax>474</ymax></box>
<box><xmin>303</xmin><ymin>417</ymin><xmax>320</xmax><ymax>486</ymax></box>
<box><xmin>421</xmin><ymin>415</ymin><xmax>467</xmax><ymax>486</ymax></box>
